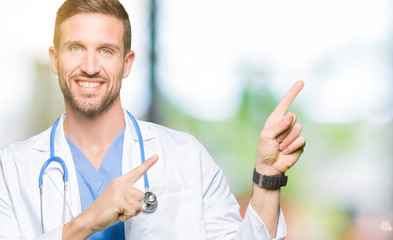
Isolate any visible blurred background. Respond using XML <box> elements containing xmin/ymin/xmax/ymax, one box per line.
<box><xmin>0</xmin><ymin>0</ymin><xmax>392</xmax><ymax>239</ymax></box>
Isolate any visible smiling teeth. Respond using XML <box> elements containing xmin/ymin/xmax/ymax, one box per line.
<box><xmin>77</xmin><ymin>81</ymin><xmax>101</xmax><ymax>88</ymax></box>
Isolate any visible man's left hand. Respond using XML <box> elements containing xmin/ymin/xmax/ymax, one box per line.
<box><xmin>256</xmin><ymin>80</ymin><xmax>306</xmax><ymax>175</ymax></box>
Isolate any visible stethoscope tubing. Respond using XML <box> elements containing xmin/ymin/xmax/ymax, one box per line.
<box><xmin>126</xmin><ymin>111</ymin><xmax>150</xmax><ymax>191</ymax></box>
<box><xmin>38</xmin><ymin>117</ymin><xmax>69</xmax><ymax>188</ymax></box>
<box><xmin>38</xmin><ymin>117</ymin><xmax>68</xmax><ymax>233</ymax></box>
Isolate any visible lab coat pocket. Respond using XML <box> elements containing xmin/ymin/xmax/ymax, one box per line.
<box><xmin>125</xmin><ymin>190</ymin><xmax>206</xmax><ymax>240</ymax></box>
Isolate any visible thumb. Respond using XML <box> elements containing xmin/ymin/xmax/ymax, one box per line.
<box><xmin>125</xmin><ymin>154</ymin><xmax>159</xmax><ymax>184</ymax></box>
<box><xmin>263</xmin><ymin>112</ymin><xmax>293</xmax><ymax>140</ymax></box>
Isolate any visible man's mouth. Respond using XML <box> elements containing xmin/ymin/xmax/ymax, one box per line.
<box><xmin>76</xmin><ymin>81</ymin><xmax>103</xmax><ymax>88</ymax></box>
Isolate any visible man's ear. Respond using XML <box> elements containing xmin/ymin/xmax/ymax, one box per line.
<box><xmin>49</xmin><ymin>46</ymin><xmax>58</xmax><ymax>75</ymax></box>
<box><xmin>122</xmin><ymin>50</ymin><xmax>135</xmax><ymax>78</ymax></box>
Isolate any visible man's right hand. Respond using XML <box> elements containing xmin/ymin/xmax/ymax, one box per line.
<box><xmin>62</xmin><ymin>154</ymin><xmax>158</xmax><ymax>239</ymax></box>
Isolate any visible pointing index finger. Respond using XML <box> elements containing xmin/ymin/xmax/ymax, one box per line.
<box><xmin>272</xmin><ymin>80</ymin><xmax>304</xmax><ymax>117</ymax></box>
<box><xmin>126</xmin><ymin>154</ymin><xmax>158</xmax><ymax>184</ymax></box>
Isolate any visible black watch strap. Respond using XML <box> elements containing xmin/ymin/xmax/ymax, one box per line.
<box><xmin>252</xmin><ymin>168</ymin><xmax>288</xmax><ymax>189</ymax></box>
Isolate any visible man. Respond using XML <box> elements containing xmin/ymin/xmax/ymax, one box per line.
<box><xmin>0</xmin><ymin>0</ymin><xmax>305</xmax><ymax>239</ymax></box>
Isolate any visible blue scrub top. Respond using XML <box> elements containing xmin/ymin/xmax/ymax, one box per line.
<box><xmin>66</xmin><ymin>127</ymin><xmax>125</xmax><ymax>240</ymax></box>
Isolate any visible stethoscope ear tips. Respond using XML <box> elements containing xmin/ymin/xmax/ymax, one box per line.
<box><xmin>141</xmin><ymin>191</ymin><xmax>158</xmax><ymax>213</ymax></box>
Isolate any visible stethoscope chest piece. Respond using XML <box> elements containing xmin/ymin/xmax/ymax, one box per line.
<box><xmin>141</xmin><ymin>191</ymin><xmax>158</xmax><ymax>212</ymax></box>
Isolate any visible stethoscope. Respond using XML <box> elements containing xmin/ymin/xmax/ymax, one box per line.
<box><xmin>38</xmin><ymin>111</ymin><xmax>157</xmax><ymax>233</ymax></box>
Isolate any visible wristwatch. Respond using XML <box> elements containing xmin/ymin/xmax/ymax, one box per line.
<box><xmin>252</xmin><ymin>168</ymin><xmax>288</xmax><ymax>189</ymax></box>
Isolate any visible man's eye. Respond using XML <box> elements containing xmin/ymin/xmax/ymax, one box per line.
<box><xmin>100</xmin><ymin>49</ymin><xmax>112</xmax><ymax>55</ymax></box>
<box><xmin>70</xmin><ymin>46</ymin><xmax>82</xmax><ymax>52</ymax></box>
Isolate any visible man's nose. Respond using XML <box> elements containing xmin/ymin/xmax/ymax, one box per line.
<box><xmin>80</xmin><ymin>50</ymin><xmax>101</xmax><ymax>75</ymax></box>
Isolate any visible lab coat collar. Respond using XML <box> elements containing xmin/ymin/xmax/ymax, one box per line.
<box><xmin>123</xmin><ymin>109</ymin><xmax>155</xmax><ymax>142</ymax></box>
<box><xmin>31</xmin><ymin>113</ymin><xmax>67</xmax><ymax>152</ymax></box>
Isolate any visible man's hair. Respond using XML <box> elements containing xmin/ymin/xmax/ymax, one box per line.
<box><xmin>54</xmin><ymin>0</ymin><xmax>131</xmax><ymax>54</ymax></box>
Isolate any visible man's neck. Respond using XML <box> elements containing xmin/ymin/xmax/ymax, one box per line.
<box><xmin>64</xmin><ymin>98</ymin><xmax>125</xmax><ymax>170</ymax></box>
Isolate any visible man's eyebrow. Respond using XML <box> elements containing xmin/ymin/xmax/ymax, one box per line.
<box><xmin>100</xmin><ymin>43</ymin><xmax>121</xmax><ymax>52</ymax></box>
<box><xmin>62</xmin><ymin>40</ymin><xmax>83</xmax><ymax>48</ymax></box>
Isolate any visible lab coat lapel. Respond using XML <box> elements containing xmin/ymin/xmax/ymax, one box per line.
<box><xmin>122</xmin><ymin>110</ymin><xmax>155</xmax><ymax>185</ymax></box>
<box><xmin>122</xmin><ymin>110</ymin><xmax>157</xmax><ymax>238</ymax></box>
<box><xmin>34</xmin><ymin>114</ymin><xmax>81</xmax><ymax>222</ymax></box>
<box><xmin>52</xmin><ymin>114</ymin><xmax>81</xmax><ymax>220</ymax></box>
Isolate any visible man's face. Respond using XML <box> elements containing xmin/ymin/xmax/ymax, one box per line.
<box><xmin>50</xmin><ymin>13</ymin><xmax>134</xmax><ymax>118</ymax></box>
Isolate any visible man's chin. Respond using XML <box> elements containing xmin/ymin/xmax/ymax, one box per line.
<box><xmin>76</xmin><ymin>105</ymin><xmax>105</xmax><ymax>118</ymax></box>
<box><xmin>66</xmin><ymin>101</ymin><xmax>102</xmax><ymax>118</ymax></box>
<box><xmin>64</xmin><ymin>91</ymin><xmax>119</xmax><ymax>119</ymax></box>
<box><xmin>73</xmin><ymin>99</ymin><xmax>117</xmax><ymax>119</ymax></box>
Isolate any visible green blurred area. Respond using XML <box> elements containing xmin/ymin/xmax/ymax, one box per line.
<box><xmin>152</xmin><ymin>79</ymin><xmax>392</xmax><ymax>239</ymax></box>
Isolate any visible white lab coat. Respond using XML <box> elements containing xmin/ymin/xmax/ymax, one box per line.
<box><xmin>0</xmin><ymin>110</ymin><xmax>286</xmax><ymax>240</ymax></box>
